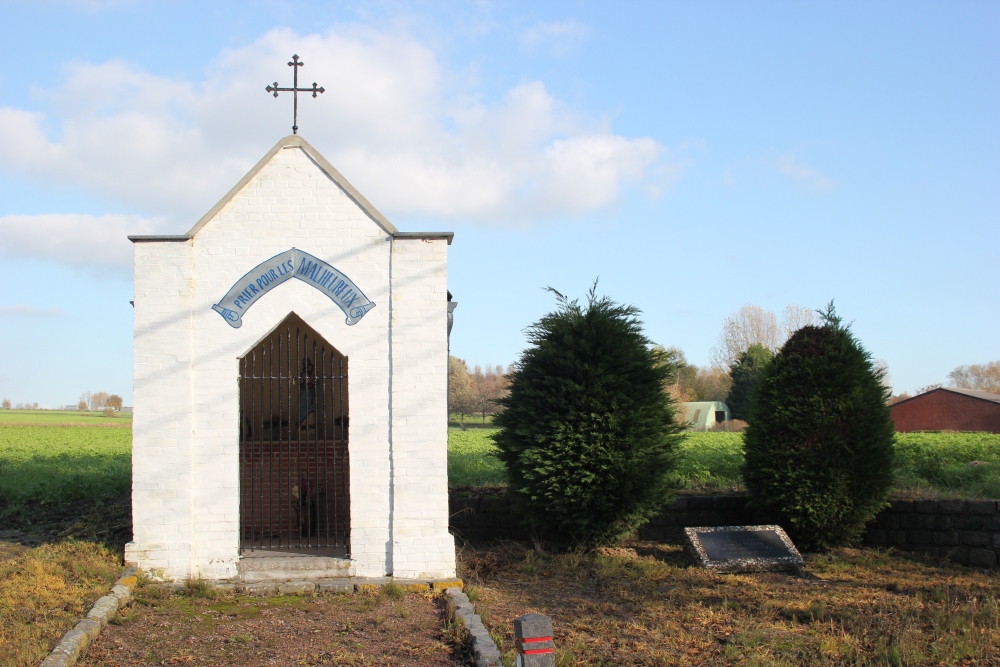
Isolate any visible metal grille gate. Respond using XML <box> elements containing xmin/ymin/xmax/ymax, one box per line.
<box><xmin>239</xmin><ymin>317</ymin><xmax>349</xmax><ymax>556</ymax></box>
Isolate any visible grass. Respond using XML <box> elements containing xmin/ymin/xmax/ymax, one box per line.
<box><xmin>448</xmin><ymin>427</ymin><xmax>507</xmax><ymax>488</ymax></box>
<box><xmin>0</xmin><ymin>540</ymin><xmax>122</xmax><ymax>667</ymax></box>
<box><xmin>1</xmin><ymin>415</ymin><xmax>998</xmax><ymax>665</ymax></box>
<box><xmin>0</xmin><ymin>409</ymin><xmax>132</xmax><ymax>426</ymax></box>
<box><xmin>0</xmin><ymin>425</ymin><xmax>132</xmax><ymax>508</ymax></box>
<box><xmin>2</xmin><ymin>414</ymin><xmax>998</xmax><ymax>514</ymax></box>
<box><xmin>461</xmin><ymin>542</ymin><xmax>1000</xmax><ymax>666</ymax></box>
<box><xmin>893</xmin><ymin>432</ymin><xmax>1000</xmax><ymax>498</ymax></box>
<box><xmin>671</xmin><ymin>432</ymin><xmax>745</xmax><ymax>492</ymax></box>
<box><xmin>447</xmin><ymin>428</ymin><xmax>1000</xmax><ymax>498</ymax></box>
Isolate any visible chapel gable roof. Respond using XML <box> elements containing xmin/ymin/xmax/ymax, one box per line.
<box><xmin>129</xmin><ymin>135</ymin><xmax>452</xmax><ymax>244</ymax></box>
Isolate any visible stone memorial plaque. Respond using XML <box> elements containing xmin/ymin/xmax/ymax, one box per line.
<box><xmin>684</xmin><ymin>525</ymin><xmax>804</xmax><ymax>573</ymax></box>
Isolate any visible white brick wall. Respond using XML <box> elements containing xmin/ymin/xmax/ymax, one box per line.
<box><xmin>128</xmin><ymin>143</ymin><xmax>455</xmax><ymax>581</ymax></box>
<box><xmin>390</xmin><ymin>237</ymin><xmax>455</xmax><ymax>578</ymax></box>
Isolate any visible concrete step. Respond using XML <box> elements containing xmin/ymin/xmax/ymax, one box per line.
<box><xmin>215</xmin><ymin>576</ymin><xmax>464</xmax><ymax>595</ymax></box>
<box><xmin>238</xmin><ymin>553</ymin><xmax>354</xmax><ymax>582</ymax></box>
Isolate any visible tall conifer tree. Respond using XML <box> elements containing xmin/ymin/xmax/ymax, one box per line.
<box><xmin>726</xmin><ymin>344</ymin><xmax>774</xmax><ymax>421</ymax></box>
<box><xmin>493</xmin><ymin>285</ymin><xmax>683</xmax><ymax>547</ymax></box>
<box><xmin>743</xmin><ymin>303</ymin><xmax>894</xmax><ymax>550</ymax></box>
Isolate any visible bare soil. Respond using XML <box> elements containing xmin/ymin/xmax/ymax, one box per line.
<box><xmin>78</xmin><ymin>583</ymin><xmax>465</xmax><ymax>667</ymax></box>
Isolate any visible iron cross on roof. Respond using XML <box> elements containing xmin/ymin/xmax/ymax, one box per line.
<box><xmin>265</xmin><ymin>54</ymin><xmax>325</xmax><ymax>135</ymax></box>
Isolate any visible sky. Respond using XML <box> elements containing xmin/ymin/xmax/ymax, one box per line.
<box><xmin>0</xmin><ymin>0</ymin><xmax>997</xmax><ymax>408</ymax></box>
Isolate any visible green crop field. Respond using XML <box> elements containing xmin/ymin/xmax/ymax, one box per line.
<box><xmin>446</xmin><ymin>428</ymin><xmax>749</xmax><ymax>492</ymax></box>
<box><xmin>0</xmin><ymin>423</ymin><xmax>132</xmax><ymax>507</ymax></box>
<box><xmin>670</xmin><ymin>432</ymin><xmax>746</xmax><ymax>491</ymax></box>
<box><xmin>0</xmin><ymin>408</ymin><xmax>132</xmax><ymax>426</ymax></box>
<box><xmin>448</xmin><ymin>427</ymin><xmax>507</xmax><ymax>487</ymax></box>
<box><xmin>445</xmin><ymin>428</ymin><xmax>1000</xmax><ymax>498</ymax></box>
<box><xmin>3</xmin><ymin>412</ymin><xmax>998</xmax><ymax>511</ymax></box>
<box><xmin>894</xmin><ymin>431</ymin><xmax>1000</xmax><ymax>498</ymax></box>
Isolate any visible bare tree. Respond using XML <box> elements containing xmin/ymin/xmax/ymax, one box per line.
<box><xmin>658</xmin><ymin>346</ymin><xmax>694</xmax><ymax>402</ymax></box>
<box><xmin>874</xmin><ymin>359</ymin><xmax>891</xmax><ymax>391</ymax></box>
<box><xmin>448</xmin><ymin>356</ymin><xmax>476</xmax><ymax>425</ymax></box>
<box><xmin>712</xmin><ymin>303</ymin><xmax>822</xmax><ymax>371</ymax></box>
<box><xmin>79</xmin><ymin>391</ymin><xmax>93</xmax><ymax>411</ymax></box>
<box><xmin>1</xmin><ymin>398</ymin><xmax>9</xmax><ymax>410</ymax></box>
<box><xmin>781</xmin><ymin>304</ymin><xmax>817</xmax><ymax>340</ymax></box>
<box><xmin>661</xmin><ymin>345</ymin><xmax>731</xmax><ymax>402</ymax></box>
<box><xmin>948</xmin><ymin>360</ymin><xmax>1000</xmax><ymax>393</ymax></box>
<box><xmin>690</xmin><ymin>366</ymin><xmax>732</xmax><ymax>401</ymax></box>
<box><xmin>471</xmin><ymin>364</ymin><xmax>510</xmax><ymax>423</ymax></box>
<box><xmin>91</xmin><ymin>391</ymin><xmax>111</xmax><ymax>410</ymax></box>
<box><xmin>711</xmin><ymin>304</ymin><xmax>781</xmax><ymax>370</ymax></box>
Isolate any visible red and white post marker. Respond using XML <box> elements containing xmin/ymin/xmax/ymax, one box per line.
<box><xmin>515</xmin><ymin>612</ymin><xmax>555</xmax><ymax>667</ymax></box>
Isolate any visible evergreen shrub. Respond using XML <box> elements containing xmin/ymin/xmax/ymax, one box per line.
<box><xmin>726</xmin><ymin>343</ymin><xmax>774</xmax><ymax>421</ymax></box>
<box><xmin>493</xmin><ymin>285</ymin><xmax>684</xmax><ymax>548</ymax></box>
<box><xmin>743</xmin><ymin>304</ymin><xmax>894</xmax><ymax>550</ymax></box>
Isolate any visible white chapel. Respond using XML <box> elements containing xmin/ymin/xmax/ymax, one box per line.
<box><xmin>126</xmin><ymin>134</ymin><xmax>456</xmax><ymax>582</ymax></box>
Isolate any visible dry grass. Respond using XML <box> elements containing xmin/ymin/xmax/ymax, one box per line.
<box><xmin>0</xmin><ymin>540</ymin><xmax>121</xmax><ymax>667</ymax></box>
<box><xmin>460</xmin><ymin>541</ymin><xmax>1000</xmax><ymax>666</ymax></box>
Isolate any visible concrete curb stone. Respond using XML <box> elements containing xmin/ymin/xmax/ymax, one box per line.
<box><xmin>445</xmin><ymin>586</ymin><xmax>502</xmax><ymax>667</ymax></box>
<box><xmin>40</xmin><ymin>566</ymin><xmax>140</xmax><ymax>667</ymax></box>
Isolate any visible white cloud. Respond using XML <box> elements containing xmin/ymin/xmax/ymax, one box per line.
<box><xmin>775</xmin><ymin>154</ymin><xmax>836</xmax><ymax>193</ymax></box>
<box><xmin>0</xmin><ymin>214</ymin><xmax>160</xmax><ymax>273</ymax></box>
<box><xmin>0</xmin><ymin>305</ymin><xmax>64</xmax><ymax>317</ymax></box>
<box><xmin>0</xmin><ymin>26</ymin><xmax>677</xmax><ymax>241</ymax></box>
<box><xmin>520</xmin><ymin>20</ymin><xmax>593</xmax><ymax>56</ymax></box>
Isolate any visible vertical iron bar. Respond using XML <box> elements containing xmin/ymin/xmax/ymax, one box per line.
<box><xmin>313</xmin><ymin>337</ymin><xmax>320</xmax><ymax>547</ymax></box>
<box><xmin>322</xmin><ymin>342</ymin><xmax>330</xmax><ymax>547</ymax></box>
<box><xmin>268</xmin><ymin>336</ymin><xmax>275</xmax><ymax>550</ymax></box>
<box><xmin>285</xmin><ymin>327</ymin><xmax>292</xmax><ymax>549</ymax></box>
<box><xmin>338</xmin><ymin>354</ymin><xmax>346</xmax><ymax>548</ymax></box>
<box><xmin>309</xmin><ymin>336</ymin><xmax>315</xmax><ymax>547</ymax></box>
<box><xmin>307</xmin><ymin>334</ymin><xmax>315</xmax><ymax>547</ymax></box>
<box><xmin>239</xmin><ymin>358</ymin><xmax>244</xmax><ymax>555</ymax></box>
<box><xmin>295</xmin><ymin>327</ymin><xmax>303</xmax><ymax>548</ymax></box>
<box><xmin>250</xmin><ymin>349</ymin><xmax>255</xmax><ymax>551</ymax></box>
<box><xmin>253</xmin><ymin>348</ymin><xmax>260</xmax><ymax>551</ymax></box>
<box><xmin>331</xmin><ymin>351</ymin><xmax>339</xmax><ymax>548</ymax></box>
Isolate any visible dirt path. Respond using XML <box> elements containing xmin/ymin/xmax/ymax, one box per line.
<box><xmin>78</xmin><ymin>585</ymin><xmax>465</xmax><ymax>667</ymax></box>
<box><xmin>0</xmin><ymin>529</ymin><xmax>56</xmax><ymax>561</ymax></box>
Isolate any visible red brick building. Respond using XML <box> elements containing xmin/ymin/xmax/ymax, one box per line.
<box><xmin>891</xmin><ymin>388</ymin><xmax>1000</xmax><ymax>433</ymax></box>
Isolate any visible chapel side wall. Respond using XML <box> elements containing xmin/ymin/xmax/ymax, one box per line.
<box><xmin>389</xmin><ymin>237</ymin><xmax>455</xmax><ymax>578</ymax></box>
<box><xmin>126</xmin><ymin>241</ymin><xmax>196</xmax><ymax>579</ymax></box>
<box><xmin>184</xmin><ymin>145</ymin><xmax>393</xmax><ymax>579</ymax></box>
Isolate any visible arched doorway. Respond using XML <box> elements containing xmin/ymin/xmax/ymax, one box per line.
<box><xmin>239</xmin><ymin>313</ymin><xmax>349</xmax><ymax>556</ymax></box>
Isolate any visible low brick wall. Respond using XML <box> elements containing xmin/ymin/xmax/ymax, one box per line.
<box><xmin>865</xmin><ymin>498</ymin><xmax>1000</xmax><ymax>567</ymax></box>
<box><xmin>638</xmin><ymin>494</ymin><xmax>753</xmax><ymax>543</ymax></box>
<box><xmin>450</xmin><ymin>494</ymin><xmax>530</xmax><ymax>541</ymax></box>
<box><xmin>449</xmin><ymin>492</ymin><xmax>1000</xmax><ymax>568</ymax></box>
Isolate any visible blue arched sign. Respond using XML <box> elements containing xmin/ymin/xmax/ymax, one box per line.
<box><xmin>212</xmin><ymin>248</ymin><xmax>376</xmax><ymax>328</ymax></box>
